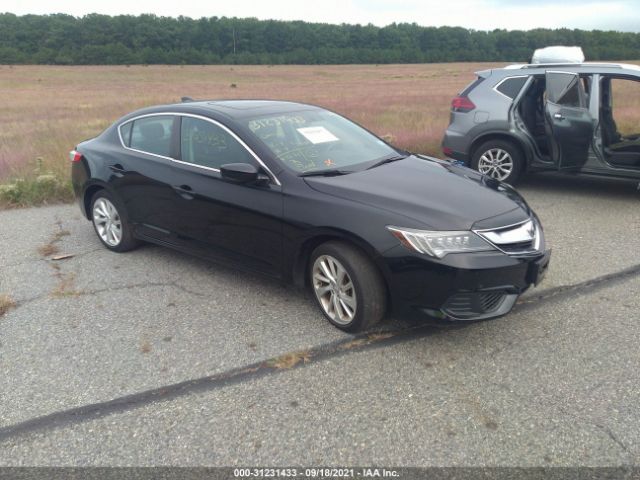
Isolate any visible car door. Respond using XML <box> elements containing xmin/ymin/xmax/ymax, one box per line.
<box><xmin>114</xmin><ymin>114</ymin><xmax>181</xmax><ymax>241</ymax></box>
<box><xmin>544</xmin><ymin>71</ymin><xmax>594</xmax><ymax>170</ymax></box>
<box><xmin>167</xmin><ymin>115</ymin><xmax>284</xmax><ymax>277</ymax></box>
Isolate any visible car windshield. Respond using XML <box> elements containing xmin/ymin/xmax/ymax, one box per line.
<box><xmin>245</xmin><ymin>110</ymin><xmax>399</xmax><ymax>174</ymax></box>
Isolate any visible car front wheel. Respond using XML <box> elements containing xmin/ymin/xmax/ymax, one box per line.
<box><xmin>472</xmin><ymin>140</ymin><xmax>523</xmax><ymax>184</ymax></box>
<box><xmin>310</xmin><ymin>241</ymin><xmax>387</xmax><ymax>332</ymax></box>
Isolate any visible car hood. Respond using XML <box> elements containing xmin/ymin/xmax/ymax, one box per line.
<box><xmin>303</xmin><ymin>155</ymin><xmax>531</xmax><ymax>231</ymax></box>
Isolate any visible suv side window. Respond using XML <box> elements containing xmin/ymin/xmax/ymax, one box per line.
<box><xmin>180</xmin><ymin>116</ymin><xmax>254</xmax><ymax>170</ymax></box>
<box><xmin>129</xmin><ymin>116</ymin><xmax>175</xmax><ymax>157</ymax></box>
<box><xmin>496</xmin><ymin>77</ymin><xmax>527</xmax><ymax>99</ymax></box>
<box><xmin>546</xmin><ymin>72</ymin><xmax>584</xmax><ymax>108</ymax></box>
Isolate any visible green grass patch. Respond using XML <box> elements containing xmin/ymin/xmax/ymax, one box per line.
<box><xmin>0</xmin><ymin>174</ymin><xmax>73</xmax><ymax>208</ymax></box>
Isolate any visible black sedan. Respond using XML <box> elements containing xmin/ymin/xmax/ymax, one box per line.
<box><xmin>71</xmin><ymin>100</ymin><xmax>550</xmax><ymax>332</ymax></box>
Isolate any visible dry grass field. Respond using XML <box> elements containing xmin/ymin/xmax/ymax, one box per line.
<box><xmin>0</xmin><ymin>62</ymin><xmax>638</xmax><ymax>206</ymax></box>
<box><xmin>0</xmin><ymin>63</ymin><xmax>493</xmax><ymax>206</ymax></box>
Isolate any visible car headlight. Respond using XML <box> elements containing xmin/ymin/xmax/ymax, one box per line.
<box><xmin>387</xmin><ymin>226</ymin><xmax>495</xmax><ymax>258</ymax></box>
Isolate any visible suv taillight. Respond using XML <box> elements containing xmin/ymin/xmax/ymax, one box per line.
<box><xmin>69</xmin><ymin>150</ymin><xmax>83</xmax><ymax>162</ymax></box>
<box><xmin>451</xmin><ymin>96</ymin><xmax>476</xmax><ymax>113</ymax></box>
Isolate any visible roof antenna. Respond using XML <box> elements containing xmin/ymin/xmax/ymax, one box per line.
<box><xmin>181</xmin><ymin>96</ymin><xmax>194</xmax><ymax>103</ymax></box>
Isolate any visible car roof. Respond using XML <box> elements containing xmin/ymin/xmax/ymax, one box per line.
<box><xmin>483</xmin><ymin>62</ymin><xmax>640</xmax><ymax>78</ymax></box>
<box><xmin>122</xmin><ymin>99</ymin><xmax>321</xmax><ymax>123</ymax></box>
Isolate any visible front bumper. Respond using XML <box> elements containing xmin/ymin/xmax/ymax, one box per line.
<box><xmin>382</xmin><ymin>246</ymin><xmax>551</xmax><ymax>321</ymax></box>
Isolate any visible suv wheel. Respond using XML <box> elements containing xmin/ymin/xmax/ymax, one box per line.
<box><xmin>472</xmin><ymin>140</ymin><xmax>523</xmax><ymax>184</ymax></box>
<box><xmin>309</xmin><ymin>241</ymin><xmax>386</xmax><ymax>333</ymax></box>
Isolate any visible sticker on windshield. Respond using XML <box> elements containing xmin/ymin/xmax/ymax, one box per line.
<box><xmin>297</xmin><ymin>126</ymin><xmax>339</xmax><ymax>144</ymax></box>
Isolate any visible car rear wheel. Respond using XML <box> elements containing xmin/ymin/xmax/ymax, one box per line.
<box><xmin>91</xmin><ymin>190</ymin><xmax>139</xmax><ymax>252</ymax></box>
<box><xmin>310</xmin><ymin>241</ymin><xmax>387</xmax><ymax>332</ymax></box>
<box><xmin>472</xmin><ymin>140</ymin><xmax>523</xmax><ymax>184</ymax></box>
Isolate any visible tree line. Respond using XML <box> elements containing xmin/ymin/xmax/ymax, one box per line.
<box><xmin>1</xmin><ymin>13</ymin><xmax>639</xmax><ymax>65</ymax></box>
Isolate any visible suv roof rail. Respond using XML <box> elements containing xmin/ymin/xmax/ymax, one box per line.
<box><xmin>504</xmin><ymin>62</ymin><xmax>640</xmax><ymax>71</ymax></box>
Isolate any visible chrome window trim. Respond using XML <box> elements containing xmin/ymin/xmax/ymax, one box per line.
<box><xmin>117</xmin><ymin>112</ymin><xmax>281</xmax><ymax>186</ymax></box>
<box><xmin>473</xmin><ymin>218</ymin><xmax>542</xmax><ymax>256</ymax></box>
<box><xmin>170</xmin><ymin>157</ymin><xmax>222</xmax><ymax>173</ymax></box>
<box><xmin>492</xmin><ymin>75</ymin><xmax>528</xmax><ymax>100</ymax></box>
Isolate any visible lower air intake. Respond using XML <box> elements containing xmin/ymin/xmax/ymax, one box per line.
<box><xmin>442</xmin><ymin>291</ymin><xmax>518</xmax><ymax>320</ymax></box>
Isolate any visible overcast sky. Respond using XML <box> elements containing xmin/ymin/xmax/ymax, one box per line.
<box><xmin>2</xmin><ymin>0</ymin><xmax>638</xmax><ymax>32</ymax></box>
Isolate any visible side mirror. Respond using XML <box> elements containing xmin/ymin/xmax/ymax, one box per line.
<box><xmin>220</xmin><ymin>163</ymin><xmax>266</xmax><ymax>184</ymax></box>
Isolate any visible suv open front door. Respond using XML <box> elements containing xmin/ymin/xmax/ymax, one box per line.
<box><xmin>544</xmin><ymin>71</ymin><xmax>594</xmax><ymax>170</ymax></box>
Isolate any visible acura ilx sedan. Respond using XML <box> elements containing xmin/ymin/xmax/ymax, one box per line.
<box><xmin>71</xmin><ymin>100</ymin><xmax>550</xmax><ymax>332</ymax></box>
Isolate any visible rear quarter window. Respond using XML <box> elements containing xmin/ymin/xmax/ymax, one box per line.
<box><xmin>495</xmin><ymin>77</ymin><xmax>528</xmax><ymax>99</ymax></box>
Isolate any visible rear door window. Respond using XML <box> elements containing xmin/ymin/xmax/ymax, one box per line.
<box><xmin>546</xmin><ymin>71</ymin><xmax>586</xmax><ymax>108</ymax></box>
<box><xmin>129</xmin><ymin>116</ymin><xmax>175</xmax><ymax>157</ymax></box>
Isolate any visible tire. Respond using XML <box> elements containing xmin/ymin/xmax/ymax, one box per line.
<box><xmin>90</xmin><ymin>190</ymin><xmax>139</xmax><ymax>252</ymax></box>
<box><xmin>471</xmin><ymin>139</ymin><xmax>524</xmax><ymax>184</ymax></box>
<box><xmin>309</xmin><ymin>241</ymin><xmax>387</xmax><ymax>333</ymax></box>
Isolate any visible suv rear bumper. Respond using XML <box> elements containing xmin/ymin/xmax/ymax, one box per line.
<box><xmin>442</xmin><ymin>148</ymin><xmax>469</xmax><ymax>163</ymax></box>
<box><xmin>442</xmin><ymin>130</ymin><xmax>471</xmax><ymax>163</ymax></box>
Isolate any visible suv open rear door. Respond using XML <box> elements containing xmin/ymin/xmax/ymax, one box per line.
<box><xmin>544</xmin><ymin>71</ymin><xmax>593</xmax><ymax>170</ymax></box>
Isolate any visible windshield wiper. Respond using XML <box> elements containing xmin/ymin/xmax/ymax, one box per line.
<box><xmin>366</xmin><ymin>154</ymin><xmax>409</xmax><ymax>170</ymax></box>
<box><xmin>299</xmin><ymin>168</ymin><xmax>354</xmax><ymax>177</ymax></box>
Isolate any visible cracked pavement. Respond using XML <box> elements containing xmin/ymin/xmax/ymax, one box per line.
<box><xmin>0</xmin><ymin>173</ymin><xmax>639</xmax><ymax>466</ymax></box>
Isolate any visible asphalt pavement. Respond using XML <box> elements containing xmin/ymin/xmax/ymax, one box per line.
<box><xmin>0</xmin><ymin>173</ymin><xmax>638</xmax><ymax>466</ymax></box>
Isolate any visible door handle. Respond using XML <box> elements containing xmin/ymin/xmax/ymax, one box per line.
<box><xmin>172</xmin><ymin>184</ymin><xmax>194</xmax><ymax>199</ymax></box>
<box><xmin>553</xmin><ymin>113</ymin><xmax>564</xmax><ymax>120</ymax></box>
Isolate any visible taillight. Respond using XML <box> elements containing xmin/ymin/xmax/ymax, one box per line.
<box><xmin>451</xmin><ymin>96</ymin><xmax>476</xmax><ymax>113</ymax></box>
<box><xmin>442</xmin><ymin>147</ymin><xmax>454</xmax><ymax>157</ymax></box>
<box><xmin>69</xmin><ymin>150</ymin><xmax>83</xmax><ymax>162</ymax></box>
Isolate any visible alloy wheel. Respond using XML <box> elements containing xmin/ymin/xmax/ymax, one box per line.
<box><xmin>92</xmin><ymin>197</ymin><xmax>123</xmax><ymax>247</ymax></box>
<box><xmin>477</xmin><ymin>148</ymin><xmax>514</xmax><ymax>181</ymax></box>
<box><xmin>312</xmin><ymin>255</ymin><xmax>357</xmax><ymax>325</ymax></box>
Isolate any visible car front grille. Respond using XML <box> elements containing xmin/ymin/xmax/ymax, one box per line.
<box><xmin>498</xmin><ymin>239</ymin><xmax>536</xmax><ymax>254</ymax></box>
<box><xmin>480</xmin><ymin>291</ymin><xmax>505</xmax><ymax>311</ymax></box>
<box><xmin>443</xmin><ymin>292</ymin><xmax>505</xmax><ymax>319</ymax></box>
<box><xmin>474</xmin><ymin>218</ymin><xmax>541</xmax><ymax>256</ymax></box>
<box><xmin>442</xmin><ymin>291</ymin><xmax>518</xmax><ymax>320</ymax></box>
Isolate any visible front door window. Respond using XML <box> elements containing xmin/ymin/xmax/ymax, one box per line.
<box><xmin>180</xmin><ymin>117</ymin><xmax>254</xmax><ymax>169</ymax></box>
<box><xmin>600</xmin><ymin>77</ymin><xmax>640</xmax><ymax>169</ymax></box>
